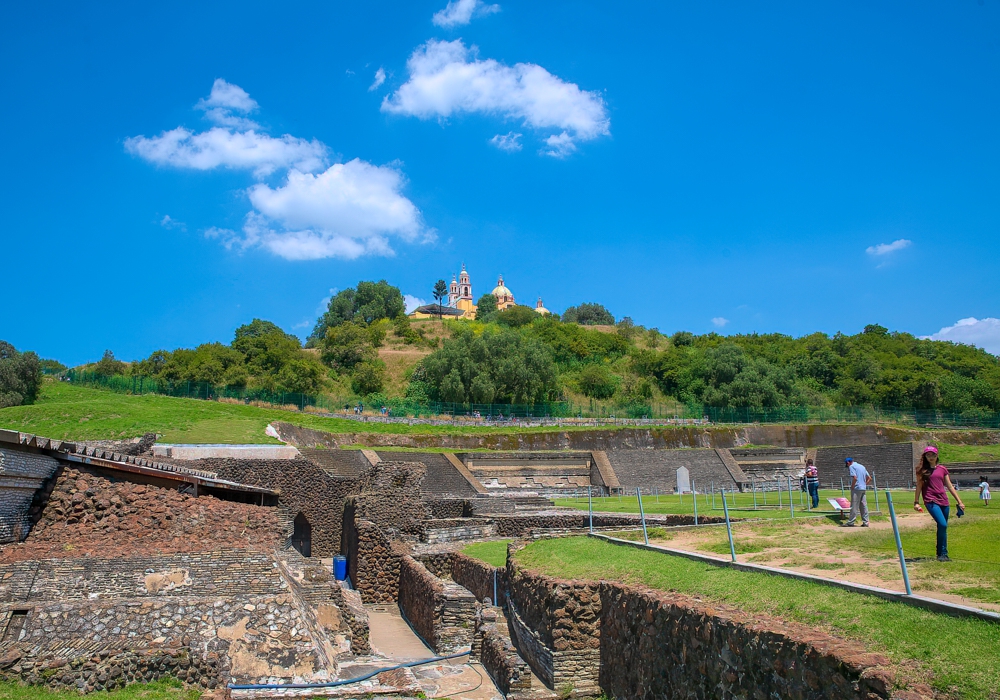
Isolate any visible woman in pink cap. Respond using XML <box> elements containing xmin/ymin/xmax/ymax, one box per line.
<box><xmin>914</xmin><ymin>445</ymin><xmax>966</xmax><ymax>562</ymax></box>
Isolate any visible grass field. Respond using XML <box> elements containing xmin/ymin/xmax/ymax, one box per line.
<box><xmin>461</xmin><ymin>539</ymin><xmax>511</xmax><ymax>567</ymax></box>
<box><xmin>0</xmin><ymin>381</ymin><xmax>618</xmax><ymax>443</ymax></box>
<box><xmin>0</xmin><ymin>679</ymin><xmax>198</xmax><ymax>700</ymax></box>
<box><xmin>517</xmin><ymin>536</ymin><xmax>1000</xmax><ymax>698</ymax></box>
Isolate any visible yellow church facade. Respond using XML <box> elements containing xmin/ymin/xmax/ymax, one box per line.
<box><xmin>408</xmin><ymin>266</ymin><xmax>550</xmax><ymax>320</ymax></box>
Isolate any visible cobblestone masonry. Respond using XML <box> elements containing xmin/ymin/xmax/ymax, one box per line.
<box><xmin>196</xmin><ymin>457</ymin><xmax>365</xmax><ymax>557</ymax></box>
<box><xmin>598</xmin><ymin>581</ymin><xmax>926</xmax><ymax>700</ymax></box>
<box><xmin>451</xmin><ymin>553</ymin><xmax>506</xmax><ymax>606</ymax></box>
<box><xmin>473</xmin><ymin>606</ymin><xmax>532</xmax><ymax>695</ymax></box>
<box><xmin>348</xmin><ymin>518</ymin><xmax>405</xmax><ymax>603</ymax></box>
<box><xmin>500</xmin><ymin>546</ymin><xmax>932</xmax><ymax>699</ymax></box>
<box><xmin>505</xmin><ymin>551</ymin><xmax>601</xmax><ymax>694</ymax></box>
<box><xmin>605</xmin><ymin>448</ymin><xmax>738</xmax><ymax>495</ymax></box>
<box><xmin>491</xmin><ymin>512</ymin><xmax>724</xmax><ymax>537</ymax></box>
<box><xmin>397</xmin><ymin>556</ymin><xmax>476</xmax><ymax>654</ymax></box>
<box><xmin>1</xmin><ymin>466</ymin><xmax>281</xmax><ymax>564</ymax></box>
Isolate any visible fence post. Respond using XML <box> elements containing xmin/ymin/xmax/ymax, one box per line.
<box><xmin>787</xmin><ymin>476</ymin><xmax>794</xmax><ymax>518</ymax></box>
<box><xmin>886</xmin><ymin>491</ymin><xmax>912</xmax><ymax>595</ymax></box>
<box><xmin>637</xmin><ymin>488</ymin><xmax>649</xmax><ymax>545</ymax></box>
<box><xmin>751</xmin><ymin>476</ymin><xmax>758</xmax><ymax>510</ymax></box>
<box><xmin>722</xmin><ymin>489</ymin><xmax>736</xmax><ymax>562</ymax></box>
<box><xmin>841</xmin><ymin>477</ymin><xmax>845</xmax><ymax>498</ymax></box>
<box><xmin>588</xmin><ymin>486</ymin><xmax>593</xmax><ymax>534</ymax></box>
<box><xmin>712</xmin><ymin>482</ymin><xmax>716</xmax><ymax>510</ymax></box>
<box><xmin>778</xmin><ymin>479</ymin><xmax>782</xmax><ymax>508</ymax></box>
<box><xmin>692</xmin><ymin>479</ymin><xmax>698</xmax><ymax>525</ymax></box>
<box><xmin>872</xmin><ymin>471</ymin><xmax>881</xmax><ymax>513</ymax></box>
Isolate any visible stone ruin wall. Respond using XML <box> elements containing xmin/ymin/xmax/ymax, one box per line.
<box><xmin>397</xmin><ymin>555</ymin><xmax>475</xmax><ymax>654</ymax></box>
<box><xmin>0</xmin><ymin>462</ymin><xmax>358</xmax><ymax>694</ymax></box>
<box><xmin>197</xmin><ymin>456</ymin><xmax>362</xmax><ymax>557</ymax></box>
<box><xmin>501</xmin><ymin>546</ymin><xmax>931</xmax><ymax>700</ymax></box>
<box><xmin>0</xmin><ymin>448</ymin><xmax>60</xmax><ymax>544</ymax></box>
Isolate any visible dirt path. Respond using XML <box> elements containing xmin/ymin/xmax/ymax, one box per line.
<box><xmin>640</xmin><ymin>511</ymin><xmax>1000</xmax><ymax>612</ymax></box>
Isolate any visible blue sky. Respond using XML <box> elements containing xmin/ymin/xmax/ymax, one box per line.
<box><xmin>2</xmin><ymin>0</ymin><xmax>999</xmax><ymax>365</ymax></box>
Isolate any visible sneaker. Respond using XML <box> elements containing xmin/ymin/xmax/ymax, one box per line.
<box><xmin>840</xmin><ymin>523</ymin><xmax>856</xmax><ymax>527</ymax></box>
<box><xmin>937</xmin><ymin>555</ymin><xmax>952</xmax><ymax>562</ymax></box>
<box><xmin>861</xmin><ymin>523</ymin><xmax>870</xmax><ymax>527</ymax></box>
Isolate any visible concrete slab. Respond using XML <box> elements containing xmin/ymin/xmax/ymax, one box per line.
<box><xmin>365</xmin><ymin>605</ymin><xmax>502</xmax><ymax>700</ymax></box>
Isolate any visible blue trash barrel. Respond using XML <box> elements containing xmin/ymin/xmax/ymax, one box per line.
<box><xmin>333</xmin><ymin>555</ymin><xmax>348</xmax><ymax>581</ymax></box>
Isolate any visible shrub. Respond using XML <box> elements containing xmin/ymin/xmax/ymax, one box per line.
<box><xmin>0</xmin><ymin>341</ymin><xmax>42</xmax><ymax>408</ymax></box>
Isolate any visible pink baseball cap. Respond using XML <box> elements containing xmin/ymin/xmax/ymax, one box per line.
<box><xmin>923</xmin><ymin>445</ymin><xmax>939</xmax><ymax>454</ymax></box>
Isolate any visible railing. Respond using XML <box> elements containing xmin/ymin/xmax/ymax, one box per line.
<box><xmin>63</xmin><ymin>370</ymin><xmax>1000</xmax><ymax>428</ymax></box>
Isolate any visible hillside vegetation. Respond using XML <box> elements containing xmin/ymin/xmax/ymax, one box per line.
<box><xmin>33</xmin><ymin>278</ymin><xmax>1000</xmax><ymax>416</ymax></box>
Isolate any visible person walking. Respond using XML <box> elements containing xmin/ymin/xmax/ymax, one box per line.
<box><xmin>914</xmin><ymin>445</ymin><xmax>966</xmax><ymax>562</ymax></box>
<box><xmin>979</xmin><ymin>476</ymin><xmax>991</xmax><ymax>507</ymax></box>
<box><xmin>842</xmin><ymin>457</ymin><xmax>872</xmax><ymax>527</ymax></box>
<box><xmin>805</xmin><ymin>459</ymin><xmax>820</xmax><ymax>509</ymax></box>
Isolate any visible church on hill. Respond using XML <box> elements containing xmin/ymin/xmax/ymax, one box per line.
<box><xmin>409</xmin><ymin>266</ymin><xmax>550</xmax><ymax>320</ymax></box>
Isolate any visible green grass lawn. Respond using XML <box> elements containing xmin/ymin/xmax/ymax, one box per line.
<box><xmin>0</xmin><ymin>679</ymin><xmax>198</xmax><ymax>700</ymax></box>
<box><xmin>0</xmin><ymin>382</ymin><xmax>624</xmax><ymax>443</ymax></box>
<box><xmin>461</xmin><ymin>539</ymin><xmax>511</xmax><ymax>567</ymax></box>
<box><xmin>936</xmin><ymin>443</ymin><xmax>1000</xmax><ymax>463</ymax></box>
<box><xmin>518</xmin><ymin>536</ymin><xmax>1000</xmax><ymax>699</ymax></box>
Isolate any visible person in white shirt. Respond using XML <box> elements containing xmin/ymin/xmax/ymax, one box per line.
<box><xmin>842</xmin><ymin>457</ymin><xmax>873</xmax><ymax>527</ymax></box>
<box><xmin>980</xmin><ymin>476</ymin><xmax>991</xmax><ymax>507</ymax></box>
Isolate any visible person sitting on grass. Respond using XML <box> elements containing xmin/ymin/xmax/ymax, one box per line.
<box><xmin>914</xmin><ymin>445</ymin><xmax>966</xmax><ymax>562</ymax></box>
<box><xmin>980</xmin><ymin>476</ymin><xmax>991</xmax><ymax>507</ymax></box>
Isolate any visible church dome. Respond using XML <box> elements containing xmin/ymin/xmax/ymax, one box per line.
<box><xmin>492</xmin><ymin>275</ymin><xmax>513</xmax><ymax>299</ymax></box>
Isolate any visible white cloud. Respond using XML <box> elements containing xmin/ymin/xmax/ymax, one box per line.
<box><xmin>404</xmin><ymin>294</ymin><xmax>427</xmax><ymax>313</ymax></box>
<box><xmin>368</xmin><ymin>67</ymin><xmax>386</xmax><ymax>92</ymax></box>
<box><xmin>432</xmin><ymin>0</ymin><xmax>500</xmax><ymax>27</ymax></box>
<box><xmin>489</xmin><ymin>131</ymin><xmax>522</xmax><ymax>152</ymax></box>
<box><xmin>131</xmin><ymin>81</ymin><xmax>428</xmax><ymax>260</ymax></box>
<box><xmin>924</xmin><ymin>317</ymin><xmax>1000</xmax><ymax>355</ymax></box>
<box><xmin>125</xmin><ymin>126</ymin><xmax>328</xmax><ymax>178</ymax></box>
<box><xmin>159</xmin><ymin>214</ymin><xmax>186</xmax><ymax>231</ymax></box>
<box><xmin>382</xmin><ymin>39</ymin><xmax>609</xmax><ymax>155</ymax></box>
<box><xmin>866</xmin><ymin>238</ymin><xmax>912</xmax><ymax>256</ymax></box>
<box><xmin>712</xmin><ymin>317</ymin><xmax>729</xmax><ymax>328</ymax></box>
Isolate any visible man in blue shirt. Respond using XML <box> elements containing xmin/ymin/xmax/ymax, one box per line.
<box><xmin>843</xmin><ymin>458</ymin><xmax>873</xmax><ymax>527</ymax></box>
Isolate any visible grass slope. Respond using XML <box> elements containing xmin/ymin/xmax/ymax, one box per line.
<box><xmin>0</xmin><ymin>679</ymin><xmax>198</xmax><ymax>700</ymax></box>
<box><xmin>461</xmin><ymin>540</ymin><xmax>511</xmax><ymax>567</ymax></box>
<box><xmin>518</xmin><ymin>537</ymin><xmax>1000</xmax><ymax>698</ymax></box>
<box><xmin>0</xmin><ymin>382</ymin><xmax>618</xmax><ymax>443</ymax></box>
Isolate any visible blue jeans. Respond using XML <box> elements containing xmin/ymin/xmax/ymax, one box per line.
<box><xmin>925</xmin><ymin>502</ymin><xmax>950</xmax><ymax>558</ymax></box>
<box><xmin>808</xmin><ymin>483</ymin><xmax>819</xmax><ymax>509</ymax></box>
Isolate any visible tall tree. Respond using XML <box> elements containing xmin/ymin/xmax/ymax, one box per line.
<box><xmin>308</xmin><ymin>280</ymin><xmax>405</xmax><ymax>345</ymax></box>
<box><xmin>0</xmin><ymin>341</ymin><xmax>42</xmax><ymax>408</ymax></box>
<box><xmin>562</xmin><ymin>303</ymin><xmax>615</xmax><ymax>325</ymax></box>
<box><xmin>474</xmin><ymin>293</ymin><xmax>498</xmax><ymax>323</ymax></box>
<box><xmin>433</xmin><ymin>279</ymin><xmax>448</xmax><ymax>320</ymax></box>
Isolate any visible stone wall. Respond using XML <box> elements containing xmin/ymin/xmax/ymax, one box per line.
<box><xmin>598</xmin><ymin>581</ymin><xmax>906</xmax><ymax>700</ymax></box>
<box><xmin>348</xmin><ymin>519</ymin><xmax>404</xmax><ymax>603</ymax></box>
<box><xmin>202</xmin><ymin>457</ymin><xmax>362</xmax><ymax>557</ymax></box>
<box><xmin>330</xmin><ymin>582</ymin><xmax>370</xmax><ymax>655</ymax></box>
<box><xmin>606</xmin><ymin>448</ymin><xmax>737</xmax><ymax>494</ymax></box>
<box><xmin>491</xmin><ymin>512</ymin><xmax>724</xmax><ymax>537</ymax></box>
<box><xmin>0</xmin><ymin>447</ymin><xmax>60</xmax><ymax>544</ymax></box>
<box><xmin>815</xmin><ymin>443</ymin><xmax>915</xmax><ymax>489</ymax></box>
<box><xmin>398</xmin><ymin>556</ymin><xmax>476</xmax><ymax>654</ymax></box>
<box><xmin>473</xmin><ymin>606</ymin><xmax>532</xmax><ymax>695</ymax></box>
<box><xmin>505</xmin><ymin>554</ymin><xmax>601</xmax><ymax>694</ymax></box>
<box><xmin>425</xmin><ymin>498</ymin><xmax>470</xmax><ymax>519</ymax></box>
<box><xmin>2</xmin><ymin>466</ymin><xmax>281</xmax><ymax>564</ymax></box>
<box><xmin>278</xmin><ymin>419</ymin><xmax>975</xmax><ymax>452</ymax></box>
<box><xmin>1</xmin><ymin>551</ymin><xmax>283</xmax><ymax>603</ymax></box>
<box><xmin>416</xmin><ymin>551</ymin><xmax>455</xmax><ymax>578</ymax></box>
<box><xmin>451</xmin><ymin>553</ymin><xmax>506</xmax><ymax>605</ymax></box>
<box><xmin>0</xmin><ymin>647</ymin><xmax>223</xmax><ymax>693</ymax></box>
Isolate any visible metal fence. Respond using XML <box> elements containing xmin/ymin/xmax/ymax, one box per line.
<box><xmin>63</xmin><ymin>370</ymin><xmax>1000</xmax><ymax>427</ymax></box>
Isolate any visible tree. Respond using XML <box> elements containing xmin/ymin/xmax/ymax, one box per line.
<box><xmin>562</xmin><ymin>303</ymin><xmax>614</xmax><ymax>325</ymax></box>
<box><xmin>616</xmin><ymin>316</ymin><xmax>639</xmax><ymax>340</ymax></box>
<box><xmin>93</xmin><ymin>350</ymin><xmax>126</xmax><ymax>377</ymax></box>
<box><xmin>578</xmin><ymin>364</ymin><xmax>618</xmax><ymax>399</ymax></box>
<box><xmin>495</xmin><ymin>305</ymin><xmax>538</xmax><ymax>328</ymax></box>
<box><xmin>232</xmin><ymin>320</ymin><xmax>303</xmax><ymax>377</ymax></box>
<box><xmin>320</xmin><ymin>323</ymin><xmax>374</xmax><ymax>372</ymax></box>
<box><xmin>39</xmin><ymin>359</ymin><xmax>66</xmax><ymax>375</ymax></box>
<box><xmin>351</xmin><ymin>359</ymin><xmax>386</xmax><ymax>396</ymax></box>
<box><xmin>307</xmin><ymin>280</ymin><xmax>405</xmax><ymax>344</ymax></box>
<box><xmin>474</xmin><ymin>294</ymin><xmax>499</xmax><ymax>323</ymax></box>
<box><xmin>0</xmin><ymin>341</ymin><xmax>42</xmax><ymax>408</ymax></box>
<box><xmin>419</xmin><ymin>326</ymin><xmax>557</xmax><ymax>405</ymax></box>
<box><xmin>433</xmin><ymin>279</ymin><xmax>448</xmax><ymax>320</ymax></box>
